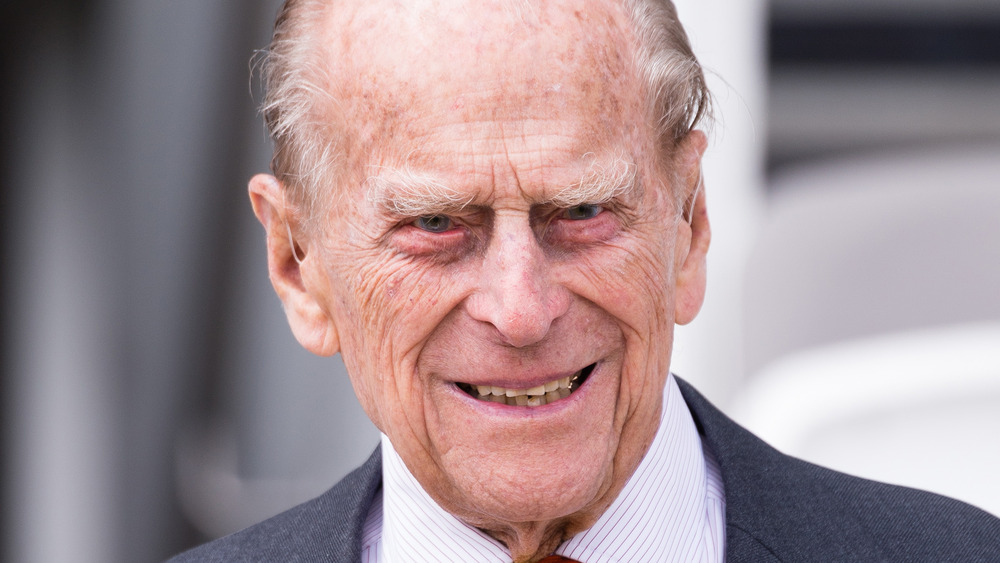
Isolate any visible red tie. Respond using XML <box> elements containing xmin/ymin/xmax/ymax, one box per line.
<box><xmin>537</xmin><ymin>556</ymin><xmax>582</xmax><ymax>563</ymax></box>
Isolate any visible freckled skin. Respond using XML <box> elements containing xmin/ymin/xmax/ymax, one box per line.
<box><xmin>250</xmin><ymin>1</ymin><xmax>710</xmax><ymax>562</ymax></box>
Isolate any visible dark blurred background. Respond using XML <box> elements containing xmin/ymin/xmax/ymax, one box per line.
<box><xmin>2</xmin><ymin>1</ymin><xmax>998</xmax><ymax>561</ymax></box>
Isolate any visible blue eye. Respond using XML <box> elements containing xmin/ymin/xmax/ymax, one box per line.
<box><xmin>564</xmin><ymin>204</ymin><xmax>602</xmax><ymax>220</ymax></box>
<box><xmin>414</xmin><ymin>215</ymin><xmax>453</xmax><ymax>233</ymax></box>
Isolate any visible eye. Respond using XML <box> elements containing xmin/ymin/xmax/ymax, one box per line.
<box><xmin>414</xmin><ymin>215</ymin><xmax>453</xmax><ymax>233</ymax></box>
<box><xmin>563</xmin><ymin>204</ymin><xmax>602</xmax><ymax>220</ymax></box>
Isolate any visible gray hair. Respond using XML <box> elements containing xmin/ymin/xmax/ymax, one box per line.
<box><xmin>257</xmin><ymin>0</ymin><xmax>711</xmax><ymax>224</ymax></box>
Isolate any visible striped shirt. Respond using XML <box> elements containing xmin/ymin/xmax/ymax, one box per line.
<box><xmin>361</xmin><ymin>374</ymin><xmax>726</xmax><ymax>562</ymax></box>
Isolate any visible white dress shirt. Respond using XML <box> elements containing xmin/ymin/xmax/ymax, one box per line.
<box><xmin>361</xmin><ymin>375</ymin><xmax>726</xmax><ymax>562</ymax></box>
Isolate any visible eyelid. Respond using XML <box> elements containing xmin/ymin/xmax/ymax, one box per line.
<box><xmin>540</xmin><ymin>204</ymin><xmax>620</xmax><ymax>246</ymax></box>
<box><xmin>412</xmin><ymin>214</ymin><xmax>455</xmax><ymax>233</ymax></box>
<box><xmin>563</xmin><ymin>203</ymin><xmax>606</xmax><ymax>213</ymax></box>
<box><xmin>557</xmin><ymin>201</ymin><xmax>608</xmax><ymax>214</ymax></box>
<box><xmin>402</xmin><ymin>208</ymin><xmax>486</xmax><ymax>237</ymax></box>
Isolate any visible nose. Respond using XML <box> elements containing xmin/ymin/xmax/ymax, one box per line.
<box><xmin>465</xmin><ymin>213</ymin><xmax>571</xmax><ymax>347</ymax></box>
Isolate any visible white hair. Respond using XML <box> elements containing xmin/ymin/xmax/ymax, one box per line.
<box><xmin>550</xmin><ymin>153</ymin><xmax>639</xmax><ymax>209</ymax></box>
<box><xmin>622</xmin><ymin>0</ymin><xmax>710</xmax><ymax>145</ymax></box>
<box><xmin>364</xmin><ymin>167</ymin><xmax>474</xmax><ymax>218</ymax></box>
<box><xmin>257</xmin><ymin>0</ymin><xmax>711</xmax><ymax>225</ymax></box>
<box><xmin>257</xmin><ymin>0</ymin><xmax>340</xmax><ymax>227</ymax></box>
<box><xmin>364</xmin><ymin>153</ymin><xmax>639</xmax><ymax>219</ymax></box>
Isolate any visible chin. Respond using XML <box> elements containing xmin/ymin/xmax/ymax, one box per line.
<box><xmin>437</xmin><ymin>434</ymin><xmax>617</xmax><ymax>526</ymax></box>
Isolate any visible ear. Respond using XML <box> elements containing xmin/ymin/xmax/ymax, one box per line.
<box><xmin>672</xmin><ymin>131</ymin><xmax>710</xmax><ymax>326</ymax></box>
<box><xmin>248</xmin><ymin>173</ymin><xmax>340</xmax><ymax>356</ymax></box>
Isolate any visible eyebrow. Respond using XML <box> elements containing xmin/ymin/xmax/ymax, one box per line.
<box><xmin>546</xmin><ymin>154</ymin><xmax>639</xmax><ymax>208</ymax></box>
<box><xmin>365</xmin><ymin>155</ymin><xmax>639</xmax><ymax>217</ymax></box>
<box><xmin>365</xmin><ymin>168</ymin><xmax>475</xmax><ymax>217</ymax></box>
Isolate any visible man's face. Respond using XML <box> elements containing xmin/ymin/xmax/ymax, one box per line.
<box><xmin>265</xmin><ymin>0</ymin><xmax>707</xmax><ymax>540</ymax></box>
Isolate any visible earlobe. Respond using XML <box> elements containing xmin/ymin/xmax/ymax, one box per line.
<box><xmin>248</xmin><ymin>174</ymin><xmax>340</xmax><ymax>356</ymax></box>
<box><xmin>672</xmin><ymin>131</ymin><xmax>710</xmax><ymax>326</ymax></box>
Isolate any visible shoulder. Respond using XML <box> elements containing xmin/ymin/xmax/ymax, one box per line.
<box><xmin>167</xmin><ymin>447</ymin><xmax>382</xmax><ymax>563</ymax></box>
<box><xmin>723</xmin><ymin>448</ymin><xmax>1000</xmax><ymax>562</ymax></box>
<box><xmin>675</xmin><ymin>377</ymin><xmax>1000</xmax><ymax>562</ymax></box>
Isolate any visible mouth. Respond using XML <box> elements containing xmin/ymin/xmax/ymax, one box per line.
<box><xmin>455</xmin><ymin>363</ymin><xmax>596</xmax><ymax>407</ymax></box>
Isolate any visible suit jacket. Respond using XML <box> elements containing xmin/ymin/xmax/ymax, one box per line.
<box><xmin>171</xmin><ymin>378</ymin><xmax>1000</xmax><ymax>561</ymax></box>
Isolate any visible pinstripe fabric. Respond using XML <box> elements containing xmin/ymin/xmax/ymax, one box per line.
<box><xmin>361</xmin><ymin>375</ymin><xmax>725</xmax><ymax>562</ymax></box>
<box><xmin>170</xmin><ymin>377</ymin><xmax>1000</xmax><ymax>562</ymax></box>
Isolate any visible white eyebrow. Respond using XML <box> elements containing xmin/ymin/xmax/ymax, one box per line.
<box><xmin>365</xmin><ymin>167</ymin><xmax>474</xmax><ymax>217</ymax></box>
<box><xmin>546</xmin><ymin>154</ymin><xmax>639</xmax><ymax>208</ymax></box>
<box><xmin>365</xmin><ymin>154</ymin><xmax>639</xmax><ymax>217</ymax></box>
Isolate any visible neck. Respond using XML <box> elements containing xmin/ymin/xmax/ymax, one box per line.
<box><xmin>479</xmin><ymin>519</ymin><xmax>577</xmax><ymax>563</ymax></box>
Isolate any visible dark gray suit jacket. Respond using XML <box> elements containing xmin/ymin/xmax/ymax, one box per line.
<box><xmin>171</xmin><ymin>379</ymin><xmax>1000</xmax><ymax>561</ymax></box>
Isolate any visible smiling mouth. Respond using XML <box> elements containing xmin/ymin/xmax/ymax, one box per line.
<box><xmin>456</xmin><ymin>363</ymin><xmax>596</xmax><ymax>407</ymax></box>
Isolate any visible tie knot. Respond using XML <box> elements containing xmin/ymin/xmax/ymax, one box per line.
<box><xmin>536</xmin><ymin>556</ymin><xmax>582</xmax><ymax>563</ymax></box>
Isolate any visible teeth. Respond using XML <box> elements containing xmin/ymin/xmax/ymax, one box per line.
<box><xmin>526</xmin><ymin>384</ymin><xmax>546</xmax><ymax>396</ymax></box>
<box><xmin>466</xmin><ymin>368</ymin><xmax>591</xmax><ymax>408</ymax></box>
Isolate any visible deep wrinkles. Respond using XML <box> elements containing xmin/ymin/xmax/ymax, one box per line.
<box><xmin>314</xmin><ymin>1</ymin><xmax>644</xmax><ymax>197</ymax></box>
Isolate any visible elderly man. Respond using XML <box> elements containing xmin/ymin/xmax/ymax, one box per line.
<box><xmin>173</xmin><ymin>0</ymin><xmax>1000</xmax><ymax>561</ymax></box>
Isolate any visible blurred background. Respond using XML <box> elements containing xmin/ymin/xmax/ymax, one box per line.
<box><xmin>1</xmin><ymin>0</ymin><xmax>998</xmax><ymax>561</ymax></box>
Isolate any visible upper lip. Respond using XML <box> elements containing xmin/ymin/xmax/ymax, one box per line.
<box><xmin>451</xmin><ymin>363</ymin><xmax>594</xmax><ymax>390</ymax></box>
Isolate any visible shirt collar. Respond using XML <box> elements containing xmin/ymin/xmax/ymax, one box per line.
<box><xmin>372</xmin><ymin>374</ymin><xmax>724</xmax><ymax>562</ymax></box>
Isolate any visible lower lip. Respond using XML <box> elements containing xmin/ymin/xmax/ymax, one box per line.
<box><xmin>448</xmin><ymin>363</ymin><xmax>600</xmax><ymax>417</ymax></box>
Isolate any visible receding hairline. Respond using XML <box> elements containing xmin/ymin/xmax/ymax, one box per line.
<box><xmin>260</xmin><ymin>0</ymin><xmax>711</xmax><ymax>225</ymax></box>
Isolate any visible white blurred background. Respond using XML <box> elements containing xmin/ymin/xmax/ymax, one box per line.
<box><xmin>1</xmin><ymin>1</ymin><xmax>998</xmax><ymax>561</ymax></box>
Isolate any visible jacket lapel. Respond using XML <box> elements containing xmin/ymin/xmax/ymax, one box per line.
<box><xmin>317</xmin><ymin>446</ymin><xmax>383</xmax><ymax>561</ymax></box>
<box><xmin>676</xmin><ymin>377</ymin><xmax>784</xmax><ymax>562</ymax></box>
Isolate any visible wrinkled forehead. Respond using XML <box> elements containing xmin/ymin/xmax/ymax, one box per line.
<box><xmin>316</xmin><ymin>0</ymin><xmax>645</xmax><ymax>168</ymax></box>
<box><xmin>330</xmin><ymin>1</ymin><xmax>635</xmax><ymax>76</ymax></box>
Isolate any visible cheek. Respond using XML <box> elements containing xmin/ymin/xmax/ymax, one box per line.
<box><xmin>568</xmin><ymin>231</ymin><xmax>676</xmax><ymax>331</ymax></box>
<box><xmin>331</xmin><ymin>252</ymin><xmax>475</xmax><ymax>420</ymax></box>
<box><xmin>563</xmin><ymin>231</ymin><xmax>677</xmax><ymax>406</ymax></box>
<box><xmin>350</xmin><ymin>256</ymin><xmax>474</xmax><ymax>347</ymax></box>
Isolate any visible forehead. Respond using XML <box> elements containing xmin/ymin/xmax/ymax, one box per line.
<box><xmin>327</xmin><ymin>0</ymin><xmax>636</xmax><ymax>92</ymax></box>
<box><xmin>317</xmin><ymin>0</ymin><xmax>647</xmax><ymax>189</ymax></box>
